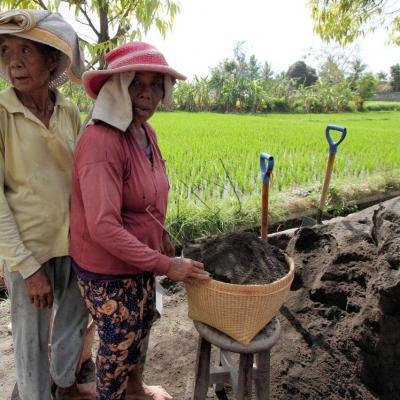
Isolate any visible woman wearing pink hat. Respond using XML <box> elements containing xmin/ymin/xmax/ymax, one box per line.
<box><xmin>70</xmin><ymin>42</ymin><xmax>210</xmax><ymax>400</ymax></box>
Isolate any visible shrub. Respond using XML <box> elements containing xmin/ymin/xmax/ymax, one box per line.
<box><xmin>271</xmin><ymin>97</ymin><xmax>290</xmax><ymax>112</ymax></box>
<box><xmin>364</xmin><ymin>101</ymin><xmax>400</xmax><ymax>111</ymax></box>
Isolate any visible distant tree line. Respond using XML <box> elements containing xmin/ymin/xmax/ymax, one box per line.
<box><xmin>2</xmin><ymin>40</ymin><xmax>400</xmax><ymax>114</ymax></box>
<box><xmin>172</xmin><ymin>42</ymin><xmax>400</xmax><ymax>114</ymax></box>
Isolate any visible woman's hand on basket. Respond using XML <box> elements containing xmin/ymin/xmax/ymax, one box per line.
<box><xmin>167</xmin><ymin>257</ymin><xmax>210</xmax><ymax>283</ymax></box>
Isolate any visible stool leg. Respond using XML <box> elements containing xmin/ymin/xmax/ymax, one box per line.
<box><xmin>254</xmin><ymin>351</ymin><xmax>270</xmax><ymax>400</ymax></box>
<box><xmin>192</xmin><ymin>336</ymin><xmax>211</xmax><ymax>400</ymax></box>
<box><xmin>237</xmin><ymin>354</ymin><xmax>253</xmax><ymax>400</ymax></box>
<box><xmin>214</xmin><ymin>348</ymin><xmax>227</xmax><ymax>396</ymax></box>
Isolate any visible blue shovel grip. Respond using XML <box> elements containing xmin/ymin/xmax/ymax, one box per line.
<box><xmin>326</xmin><ymin>125</ymin><xmax>347</xmax><ymax>154</ymax></box>
<box><xmin>260</xmin><ymin>152</ymin><xmax>274</xmax><ymax>184</ymax></box>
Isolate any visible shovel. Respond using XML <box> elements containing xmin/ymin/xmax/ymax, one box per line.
<box><xmin>303</xmin><ymin>125</ymin><xmax>347</xmax><ymax>226</ymax></box>
<box><xmin>260</xmin><ymin>152</ymin><xmax>274</xmax><ymax>240</ymax></box>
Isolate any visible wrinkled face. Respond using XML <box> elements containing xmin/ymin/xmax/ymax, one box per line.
<box><xmin>0</xmin><ymin>36</ymin><xmax>57</xmax><ymax>93</ymax></box>
<box><xmin>128</xmin><ymin>72</ymin><xmax>164</xmax><ymax>123</ymax></box>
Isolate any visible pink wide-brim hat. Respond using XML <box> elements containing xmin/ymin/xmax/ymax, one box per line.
<box><xmin>83</xmin><ymin>41</ymin><xmax>186</xmax><ymax>99</ymax></box>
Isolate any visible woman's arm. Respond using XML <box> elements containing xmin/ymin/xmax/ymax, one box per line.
<box><xmin>0</xmin><ymin>146</ymin><xmax>41</xmax><ymax>279</ymax></box>
<box><xmin>0</xmin><ymin>137</ymin><xmax>53</xmax><ymax>308</ymax></box>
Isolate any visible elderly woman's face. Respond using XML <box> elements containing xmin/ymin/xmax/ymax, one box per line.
<box><xmin>128</xmin><ymin>72</ymin><xmax>164</xmax><ymax>123</ymax></box>
<box><xmin>0</xmin><ymin>36</ymin><xmax>57</xmax><ymax>93</ymax></box>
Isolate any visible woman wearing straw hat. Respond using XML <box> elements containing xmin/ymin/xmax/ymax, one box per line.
<box><xmin>70</xmin><ymin>41</ymin><xmax>210</xmax><ymax>399</ymax></box>
<box><xmin>0</xmin><ymin>9</ymin><xmax>94</xmax><ymax>400</ymax></box>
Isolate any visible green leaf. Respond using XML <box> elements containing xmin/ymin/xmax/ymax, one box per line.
<box><xmin>2</xmin><ymin>0</ymin><xmax>181</xmax><ymax>68</ymax></box>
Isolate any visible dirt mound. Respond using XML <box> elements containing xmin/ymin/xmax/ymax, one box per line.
<box><xmin>184</xmin><ymin>231</ymin><xmax>289</xmax><ymax>284</ymax></box>
<box><xmin>153</xmin><ymin>198</ymin><xmax>400</xmax><ymax>399</ymax></box>
<box><xmin>272</xmin><ymin>197</ymin><xmax>400</xmax><ymax>399</ymax></box>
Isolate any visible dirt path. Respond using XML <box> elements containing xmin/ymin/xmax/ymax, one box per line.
<box><xmin>1</xmin><ymin>197</ymin><xmax>399</xmax><ymax>399</ymax></box>
<box><xmin>0</xmin><ymin>300</ymin><xmax>15</xmax><ymax>399</ymax></box>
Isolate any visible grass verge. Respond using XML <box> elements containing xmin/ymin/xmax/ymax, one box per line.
<box><xmin>166</xmin><ymin>170</ymin><xmax>400</xmax><ymax>244</ymax></box>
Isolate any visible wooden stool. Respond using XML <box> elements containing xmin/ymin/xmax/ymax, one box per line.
<box><xmin>192</xmin><ymin>317</ymin><xmax>280</xmax><ymax>400</ymax></box>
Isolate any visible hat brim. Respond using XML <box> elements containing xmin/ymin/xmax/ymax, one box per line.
<box><xmin>83</xmin><ymin>64</ymin><xmax>186</xmax><ymax>99</ymax></box>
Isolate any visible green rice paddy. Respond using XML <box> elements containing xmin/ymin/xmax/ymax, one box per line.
<box><xmin>152</xmin><ymin>112</ymin><xmax>397</xmax><ymax>197</ymax></box>
<box><xmin>146</xmin><ymin>111</ymin><xmax>399</xmax><ymax>241</ymax></box>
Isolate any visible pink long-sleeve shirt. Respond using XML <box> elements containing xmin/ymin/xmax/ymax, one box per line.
<box><xmin>70</xmin><ymin>122</ymin><xmax>171</xmax><ymax>276</ymax></box>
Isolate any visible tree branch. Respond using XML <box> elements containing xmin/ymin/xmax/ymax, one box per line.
<box><xmin>76</xmin><ymin>18</ymin><xmax>91</xmax><ymax>27</ymax></box>
<box><xmin>79</xmin><ymin>4</ymin><xmax>100</xmax><ymax>38</ymax></box>
<box><xmin>98</xmin><ymin>0</ymin><xmax>110</xmax><ymax>41</ymax></box>
<box><xmin>84</xmin><ymin>57</ymin><xmax>96</xmax><ymax>70</ymax></box>
<box><xmin>112</xmin><ymin>5</ymin><xmax>135</xmax><ymax>42</ymax></box>
<box><xmin>34</xmin><ymin>0</ymin><xmax>48</xmax><ymax>10</ymax></box>
<box><xmin>108</xmin><ymin>9</ymin><xmax>127</xmax><ymax>24</ymax></box>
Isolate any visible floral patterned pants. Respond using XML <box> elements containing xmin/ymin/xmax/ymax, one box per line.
<box><xmin>78</xmin><ymin>272</ymin><xmax>155</xmax><ymax>400</ymax></box>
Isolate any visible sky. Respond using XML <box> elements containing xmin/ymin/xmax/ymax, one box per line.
<box><xmin>63</xmin><ymin>0</ymin><xmax>399</xmax><ymax>80</ymax></box>
<box><xmin>141</xmin><ymin>0</ymin><xmax>399</xmax><ymax>80</ymax></box>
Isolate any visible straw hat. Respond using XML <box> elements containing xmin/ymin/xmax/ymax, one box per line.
<box><xmin>83</xmin><ymin>42</ymin><xmax>186</xmax><ymax>99</ymax></box>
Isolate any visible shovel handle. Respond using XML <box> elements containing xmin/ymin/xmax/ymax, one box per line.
<box><xmin>261</xmin><ymin>184</ymin><xmax>269</xmax><ymax>240</ymax></box>
<box><xmin>326</xmin><ymin>125</ymin><xmax>346</xmax><ymax>155</ymax></box>
<box><xmin>317</xmin><ymin>125</ymin><xmax>347</xmax><ymax>223</ymax></box>
<box><xmin>318</xmin><ymin>153</ymin><xmax>335</xmax><ymax>223</ymax></box>
<box><xmin>260</xmin><ymin>153</ymin><xmax>274</xmax><ymax>240</ymax></box>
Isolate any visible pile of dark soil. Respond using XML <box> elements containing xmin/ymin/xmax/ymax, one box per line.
<box><xmin>269</xmin><ymin>197</ymin><xmax>400</xmax><ymax>400</ymax></box>
<box><xmin>184</xmin><ymin>231</ymin><xmax>289</xmax><ymax>284</ymax></box>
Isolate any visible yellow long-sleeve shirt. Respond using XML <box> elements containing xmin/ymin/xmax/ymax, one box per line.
<box><xmin>0</xmin><ymin>87</ymin><xmax>81</xmax><ymax>279</ymax></box>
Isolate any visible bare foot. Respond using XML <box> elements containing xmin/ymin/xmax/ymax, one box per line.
<box><xmin>55</xmin><ymin>382</ymin><xmax>96</xmax><ymax>400</ymax></box>
<box><xmin>126</xmin><ymin>383</ymin><xmax>173</xmax><ymax>400</ymax></box>
<box><xmin>125</xmin><ymin>365</ymin><xmax>172</xmax><ymax>399</ymax></box>
<box><xmin>142</xmin><ymin>384</ymin><xmax>172</xmax><ymax>400</ymax></box>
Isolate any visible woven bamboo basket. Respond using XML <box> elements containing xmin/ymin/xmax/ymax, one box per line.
<box><xmin>185</xmin><ymin>254</ymin><xmax>294</xmax><ymax>346</ymax></box>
